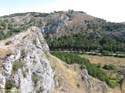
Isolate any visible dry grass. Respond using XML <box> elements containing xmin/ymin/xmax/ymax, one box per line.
<box><xmin>0</xmin><ymin>47</ymin><xmax>12</xmax><ymax>73</ymax></box>
<box><xmin>0</xmin><ymin>47</ymin><xmax>12</xmax><ymax>58</ymax></box>
<box><xmin>80</xmin><ymin>54</ymin><xmax>125</xmax><ymax>66</ymax></box>
<box><xmin>48</xmin><ymin>54</ymin><xmax>86</xmax><ymax>93</ymax></box>
<box><xmin>107</xmin><ymin>88</ymin><xmax>122</xmax><ymax>93</ymax></box>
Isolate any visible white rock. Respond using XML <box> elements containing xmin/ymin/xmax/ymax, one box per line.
<box><xmin>0</xmin><ymin>27</ymin><xmax>55</xmax><ymax>93</ymax></box>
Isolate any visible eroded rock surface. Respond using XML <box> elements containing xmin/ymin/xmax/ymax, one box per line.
<box><xmin>0</xmin><ymin>27</ymin><xmax>55</xmax><ymax>93</ymax></box>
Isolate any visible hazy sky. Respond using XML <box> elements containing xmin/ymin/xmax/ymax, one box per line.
<box><xmin>0</xmin><ymin>0</ymin><xmax>124</xmax><ymax>22</ymax></box>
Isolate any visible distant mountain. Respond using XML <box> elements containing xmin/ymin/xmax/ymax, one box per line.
<box><xmin>0</xmin><ymin>10</ymin><xmax>125</xmax><ymax>52</ymax></box>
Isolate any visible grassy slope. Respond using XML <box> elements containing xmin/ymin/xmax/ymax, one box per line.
<box><xmin>51</xmin><ymin>51</ymin><xmax>120</xmax><ymax>88</ymax></box>
<box><xmin>49</xmin><ymin>53</ymin><xmax>122</xmax><ymax>93</ymax></box>
<box><xmin>48</xmin><ymin>54</ymin><xmax>86</xmax><ymax>93</ymax></box>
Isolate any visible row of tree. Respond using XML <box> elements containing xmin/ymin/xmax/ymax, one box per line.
<box><xmin>45</xmin><ymin>32</ymin><xmax>125</xmax><ymax>53</ymax></box>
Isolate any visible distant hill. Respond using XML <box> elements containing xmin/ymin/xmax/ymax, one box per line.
<box><xmin>0</xmin><ymin>10</ymin><xmax>125</xmax><ymax>52</ymax></box>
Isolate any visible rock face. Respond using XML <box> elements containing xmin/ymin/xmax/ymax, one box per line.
<box><xmin>0</xmin><ymin>27</ymin><xmax>55</xmax><ymax>93</ymax></box>
<box><xmin>82</xmin><ymin>69</ymin><xmax>107</xmax><ymax>93</ymax></box>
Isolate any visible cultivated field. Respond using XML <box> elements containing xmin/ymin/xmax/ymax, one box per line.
<box><xmin>80</xmin><ymin>54</ymin><xmax>125</xmax><ymax>66</ymax></box>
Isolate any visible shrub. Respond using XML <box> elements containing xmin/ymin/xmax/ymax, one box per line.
<box><xmin>21</xmin><ymin>49</ymin><xmax>27</xmax><ymax>58</ymax></box>
<box><xmin>107</xmin><ymin>79</ymin><xmax>119</xmax><ymax>88</ymax></box>
<box><xmin>103</xmin><ymin>64</ymin><xmax>116</xmax><ymax>70</ymax></box>
<box><xmin>32</xmin><ymin>74</ymin><xmax>40</xmax><ymax>86</ymax></box>
<box><xmin>13</xmin><ymin>61</ymin><xmax>23</xmax><ymax>72</ymax></box>
<box><xmin>5</xmin><ymin>41</ymin><xmax>12</xmax><ymax>45</ymax></box>
<box><xmin>5</xmin><ymin>80</ymin><xmax>16</xmax><ymax>89</ymax></box>
<box><xmin>76</xmin><ymin>83</ymin><xmax>80</xmax><ymax>88</ymax></box>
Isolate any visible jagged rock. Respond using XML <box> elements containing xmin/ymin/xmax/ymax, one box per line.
<box><xmin>0</xmin><ymin>27</ymin><xmax>55</xmax><ymax>93</ymax></box>
<box><xmin>82</xmin><ymin>69</ymin><xmax>107</xmax><ymax>93</ymax></box>
<box><xmin>0</xmin><ymin>74</ymin><xmax>5</xmax><ymax>89</ymax></box>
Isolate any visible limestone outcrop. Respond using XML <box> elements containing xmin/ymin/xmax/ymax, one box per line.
<box><xmin>0</xmin><ymin>27</ymin><xmax>55</xmax><ymax>93</ymax></box>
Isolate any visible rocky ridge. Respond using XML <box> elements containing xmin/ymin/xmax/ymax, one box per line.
<box><xmin>0</xmin><ymin>27</ymin><xmax>54</xmax><ymax>93</ymax></box>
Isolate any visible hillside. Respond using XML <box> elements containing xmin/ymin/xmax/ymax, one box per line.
<box><xmin>0</xmin><ymin>26</ymin><xmax>123</xmax><ymax>93</ymax></box>
<box><xmin>2</xmin><ymin>26</ymin><xmax>125</xmax><ymax>93</ymax></box>
<box><xmin>0</xmin><ymin>10</ymin><xmax>125</xmax><ymax>53</ymax></box>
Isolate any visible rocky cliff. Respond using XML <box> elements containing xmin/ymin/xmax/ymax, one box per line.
<box><xmin>0</xmin><ymin>27</ymin><xmax>55</xmax><ymax>93</ymax></box>
<box><xmin>0</xmin><ymin>26</ymin><xmax>122</xmax><ymax>93</ymax></box>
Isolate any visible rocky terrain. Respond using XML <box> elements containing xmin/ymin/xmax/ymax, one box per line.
<box><xmin>0</xmin><ymin>27</ymin><xmax>54</xmax><ymax>93</ymax></box>
<box><xmin>0</xmin><ymin>26</ymin><xmax>124</xmax><ymax>93</ymax></box>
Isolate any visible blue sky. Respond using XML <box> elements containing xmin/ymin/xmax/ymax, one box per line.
<box><xmin>0</xmin><ymin>0</ymin><xmax>125</xmax><ymax>22</ymax></box>
<box><xmin>0</xmin><ymin>0</ymin><xmax>56</xmax><ymax>8</ymax></box>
